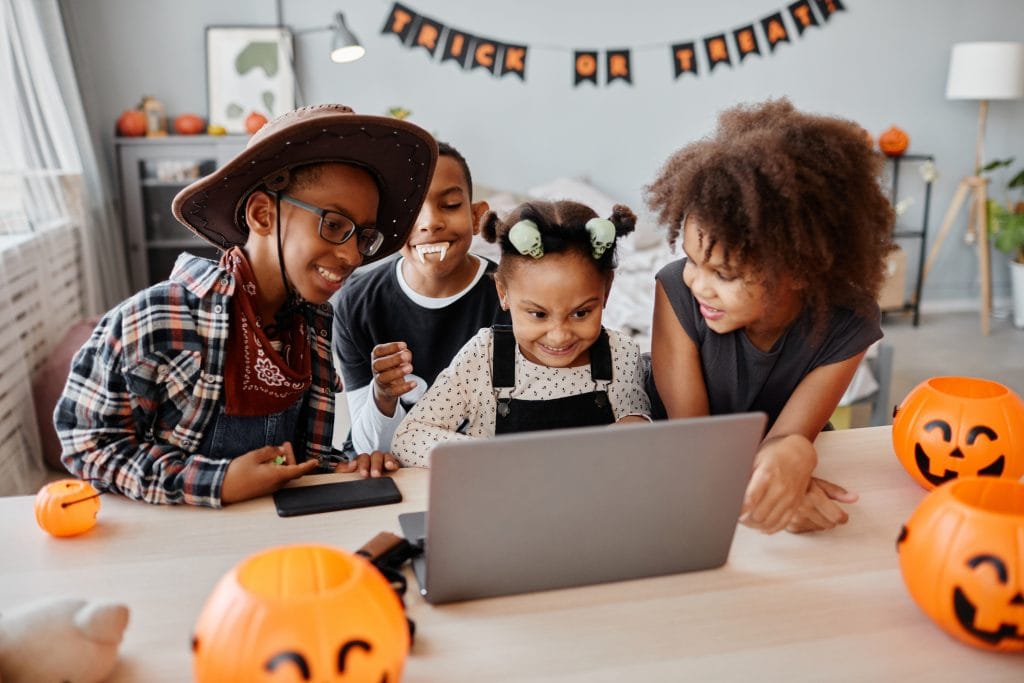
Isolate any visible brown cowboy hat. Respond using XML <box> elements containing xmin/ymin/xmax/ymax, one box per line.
<box><xmin>171</xmin><ymin>103</ymin><xmax>437</xmax><ymax>264</ymax></box>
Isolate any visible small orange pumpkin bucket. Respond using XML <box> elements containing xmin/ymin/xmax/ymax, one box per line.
<box><xmin>897</xmin><ymin>477</ymin><xmax>1024</xmax><ymax>652</ymax></box>
<box><xmin>34</xmin><ymin>479</ymin><xmax>101</xmax><ymax>537</ymax></box>
<box><xmin>193</xmin><ymin>544</ymin><xmax>409</xmax><ymax>682</ymax></box>
<box><xmin>892</xmin><ymin>376</ymin><xmax>1024</xmax><ymax>490</ymax></box>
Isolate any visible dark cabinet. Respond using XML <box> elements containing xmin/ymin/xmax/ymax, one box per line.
<box><xmin>115</xmin><ymin>136</ymin><xmax>246</xmax><ymax>290</ymax></box>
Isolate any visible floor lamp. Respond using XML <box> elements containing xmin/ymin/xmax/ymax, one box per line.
<box><xmin>923</xmin><ymin>42</ymin><xmax>1024</xmax><ymax>335</ymax></box>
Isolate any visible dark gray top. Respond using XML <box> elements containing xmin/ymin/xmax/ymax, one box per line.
<box><xmin>650</xmin><ymin>259</ymin><xmax>882</xmax><ymax>429</ymax></box>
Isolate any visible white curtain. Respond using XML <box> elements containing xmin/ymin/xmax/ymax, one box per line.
<box><xmin>0</xmin><ymin>0</ymin><xmax>130</xmax><ymax>313</ymax></box>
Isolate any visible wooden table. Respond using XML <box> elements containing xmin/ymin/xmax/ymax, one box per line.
<box><xmin>1</xmin><ymin>427</ymin><xmax>1021</xmax><ymax>681</ymax></box>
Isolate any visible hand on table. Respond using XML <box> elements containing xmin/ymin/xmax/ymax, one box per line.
<box><xmin>335</xmin><ymin>450</ymin><xmax>400</xmax><ymax>478</ymax></box>
<box><xmin>220</xmin><ymin>442</ymin><xmax>318</xmax><ymax>505</ymax></box>
<box><xmin>739</xmin><ymin>434</ymin><xmax>817</xmax><ymax>534</ymax></box>
<box><xmin>785</xmin><ymin>477</ymin><xmax>859</xmax><ymax>533</ymax></box>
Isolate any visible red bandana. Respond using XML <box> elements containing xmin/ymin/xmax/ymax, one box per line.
<box><xmin>220</xmin><ymin>248</ymin><xmax>311</xmax><ymax>416</ymax></box>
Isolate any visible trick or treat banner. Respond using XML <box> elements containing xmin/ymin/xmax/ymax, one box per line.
<box><xmin>381</xmin><ymin>0</ymin><xmax>847</xmax><ymax>87</ymax></box>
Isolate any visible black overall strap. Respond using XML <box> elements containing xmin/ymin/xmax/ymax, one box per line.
<box><xmin>491</xmin><ymin>324</ymin><xmax>516</xmax><ymax>389</ymax></box>
<box><xmin>590</xmin><ymin>328</ymin><xmax>613</xmax><ymax>383</ymax></box>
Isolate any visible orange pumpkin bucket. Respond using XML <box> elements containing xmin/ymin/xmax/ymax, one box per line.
<box><xmin>34</xmin><ymin>479</ymin><xmax>101</xmax><ymax>537</ymax></box>
<box><xmin>897</xmin><ymin>477</ymin><xmax>1024</xmax><ymax>652</ymax></box>
<box><xmin>892</xmin><ymin>377</ymin><xmax>1024</xmax><ymax>490</ymax></box>
<box><xmin>193</xmin><ymin>544</ymin><xmax>409</xmax><ymax>682</ymax></box>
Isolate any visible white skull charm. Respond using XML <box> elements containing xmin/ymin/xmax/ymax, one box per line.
<box><xmin>586</xmin><ymin>218</ymin><xmax>616</xmax><ymax>259</ymax></box>
<box><xmin>509</xmin><ymin>219</ymin><xmax>544</xmax><ymax>259</ymax></box>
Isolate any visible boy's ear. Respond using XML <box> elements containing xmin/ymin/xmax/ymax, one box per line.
<box><xmin>245</xmin><ymin>191</ymin><xmax>276</xmax><ymax>236</ymax></box>
<box><xmin>470</xmin><ymin>200</ymin><xmax>490</xmax><ymax>235</ymax></box>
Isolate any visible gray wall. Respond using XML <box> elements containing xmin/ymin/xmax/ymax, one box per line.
<box><xmin>62</xmin><ymin>0</ymin><xmax>1024</xmax><ymax>305</ymax></box>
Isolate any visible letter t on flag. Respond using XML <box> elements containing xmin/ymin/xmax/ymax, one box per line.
<box><xmin>381</xmin><ymin>3</ymin><xmax>418</xmax><ymax>44</ymax></box>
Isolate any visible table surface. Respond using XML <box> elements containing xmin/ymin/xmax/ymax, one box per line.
<box><xmin>2</xmin><ymin>426</ymin><xmax>1021</xmax><ymax>681</ymax></box>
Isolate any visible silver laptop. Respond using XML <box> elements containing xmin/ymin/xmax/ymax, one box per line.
<box><xmin>398</xmin><ymin>413</ymin><xmax>766</xmax><ymax>604</ymax></box>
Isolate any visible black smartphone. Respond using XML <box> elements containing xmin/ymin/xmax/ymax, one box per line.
<box><xmin>273</xmin><ymin>478</ymin><xmax>402</xmax><ymax>517</ymax></box>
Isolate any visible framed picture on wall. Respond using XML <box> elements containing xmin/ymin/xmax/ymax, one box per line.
<box><xmin>206</xmin><ymin>26</ymin><xmax>295</xmax><ymax>134</ymax></box>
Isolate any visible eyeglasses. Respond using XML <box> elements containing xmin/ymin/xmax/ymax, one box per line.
<box><xmin>274</xmin><ymin>192</ymin><xmax>384</xmax><ymax>256</ymax></box>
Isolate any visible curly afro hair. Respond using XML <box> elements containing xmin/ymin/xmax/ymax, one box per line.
<box><xmin>480</xmin><ymin>199</ymin><xmax>636</xmax><ymax>280</ymax></box>
<box><xmin>645</xmin><ymin>98</ymin><xmax>894</xmax><ymax>331</ymax></box>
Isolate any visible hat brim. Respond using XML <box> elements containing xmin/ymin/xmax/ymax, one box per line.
<box><xmin>171</xmin><ymin>112</ymin><xmax>436</xmax><ymax>265</ymax></box>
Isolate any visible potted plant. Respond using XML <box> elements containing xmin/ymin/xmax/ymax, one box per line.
<box><xmin>983</xmin><ymin>159</ymin><xmax>1024</xmax><ymax>328</ymax></box>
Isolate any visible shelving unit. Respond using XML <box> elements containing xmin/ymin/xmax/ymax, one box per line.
<box><xmin>114</xmin><ymin>135</ymin><xmax>247</xmax><ymax>290</ymax></box>
<box><xmin>884</xmin><ymin>153</ymin><xmax>934</xmax><ymax>326</ymax></box>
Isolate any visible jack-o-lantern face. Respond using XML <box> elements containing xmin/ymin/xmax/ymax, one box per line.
<box><xmin>193</xmin><ymin>545</ymin><xmax>409</xmax><ymax>682</ymax></box>
<box><xmin>897</xmin><ymin>477</ymin><xmax>1024</xmax><ymax>652</ymax></box>
<box><xmin>892</xmin><ymin>377</ymin><xmax>1024</xmax><ymax>490</ymax></box>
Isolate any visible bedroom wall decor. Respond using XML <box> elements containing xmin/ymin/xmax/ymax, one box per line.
<box><xmin>381</xmin><ymin>0</ymin><xmax>846</xmax><ymax>86</ymax></box>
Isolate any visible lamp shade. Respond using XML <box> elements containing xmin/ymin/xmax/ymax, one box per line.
<box><xmin>330</xmin><ymin>12</ymin><xmax>365</xmax><ymax>63</ymax></box>
<box><xmin>946</xmin><ymin>42</ymin><xmax>1024</xmax><ymax>100</ymax></box>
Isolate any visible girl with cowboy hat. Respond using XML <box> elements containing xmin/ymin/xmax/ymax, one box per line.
<box><xmin>56</xmin><ymin>104</ymin><xmax>437</xmax><ymax>507</ymax></box>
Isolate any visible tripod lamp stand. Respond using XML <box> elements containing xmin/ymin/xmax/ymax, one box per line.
<box><xmin>923</xmin><ymin>42</ymin><xmax>1024</xmax><ymax>335</ymax></box>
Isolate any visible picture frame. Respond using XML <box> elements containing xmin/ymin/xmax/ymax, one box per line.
<box><xmin>206</xmin><ymin>26</ymin><xmax>295</xmax><ymax>134</ymax></box>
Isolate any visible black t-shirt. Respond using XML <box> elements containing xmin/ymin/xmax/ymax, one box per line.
<box><xmin>333</xmin><ymin>256</ymin><xmax>508</xmax><ymax>393</ymax></box>
<box><xmin>650</xmin><ymin>258</ymin><xmax>882</xmax><ymax>429</ymax></box>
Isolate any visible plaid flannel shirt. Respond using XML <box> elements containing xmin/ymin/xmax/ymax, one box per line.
<box><xmin>55</xmin><ymin>253</ymin><xmax>343</xmax><ymax>507</ymax></box>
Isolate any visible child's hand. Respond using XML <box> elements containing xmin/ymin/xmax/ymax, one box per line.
<box><xmin>335</xmin><ymin>450</ymin><xmax>400</xmax><ymax>478</ymax></box>
<box><xmin>220</xmin><ymin>442</ymin><xmax>318</xmax><ymax>505</ymax></box>
<box><xmin>785</xmin><ymin>477</ymin><xmax>859</xmax><ymax>533</ymax></box>
<box><xmin>371</xmin><ymin>341</ymin><xmax>416</xmax><ymax>416</ymax></box>
<box><xmin>739</xmin><ymin>434</ymin><xmax>817</xmax><ymax>534</ymax></box>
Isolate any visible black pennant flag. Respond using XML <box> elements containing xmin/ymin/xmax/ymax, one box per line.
<box><xmin>500</xmin><ymin>44</ymin><xmax>528</xmax><ymax>80</ymax></box>
<box><xmin>733</xmin><ymin>25</ymin><xmax>761</xmax><ymax>61</ymax></box>
<box><xmin>788</xmin><ymin>0</ymin><xmax>820</xmax><ymax>35</ymax></box>
<box><xmin>381</xmin><ymin>3</ymin><xmax>418</xmax><ymax>44</ymax></box>
<box><xmin>410</xmin><ymin>16</ymin><xmax>444</xmax><ymax>56</ymax></box>
<box><xmin>703</xmin><ymin>34</ymin><xmax>731</xmax><ymax>71</ymax></box>
<box><xmin>760</xmin><ymin>12</ymin><xmax>791</xmax><ymax>52</ymax></box>
<box><xmin>606</xmin><ymin>49</ymin><xmax>632</xmax><ymax>85</ymax></box>
<box><xmin>813</xmin><ymin>0</ymin><xmax>846</xmax><ymax>21</ymax></box>
<box><xmin>441</xmin><ymin>29</ymin><xmax>473</xmax><ymax>68</ymax></box>
<box><xmin>470</xmin><ymin>37</ymin><xmax>500</xmax><ymax>75</ymax></box>
<box><xmin>672</xmin><ymin>42</ymin><xmax>698</xmax><ymax>79</ymax></box>
<box><xmin>574</xmin><ymin>50</ymin><xmax>598</xmax><ymax>86</ymax></box>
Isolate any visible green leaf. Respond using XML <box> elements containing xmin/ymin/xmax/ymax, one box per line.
<box><xmin>1009</xmin><ymin>169</ymin><xmax>1024</xmax><ymax>190</ymax></box>
<box><xmin>980</xmin><ymin>158</ymin><xmax>1014</xmax><ymax>173</ymax></box>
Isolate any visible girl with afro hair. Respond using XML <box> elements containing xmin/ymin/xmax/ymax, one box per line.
<box><xmin>646</xmin><ymin>98</ymin><xmax>894</xmax><ymax>535</ymax></box>
<box><xmin>392</xmin><ymin>199</ymin><xmax>650</xmax><ymax>466</ymax></box>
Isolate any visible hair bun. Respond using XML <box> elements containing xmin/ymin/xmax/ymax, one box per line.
<box><xmin>609</xmin><ymin>204</ymin><xmax>637</xmax><ymax>237</ymax></box>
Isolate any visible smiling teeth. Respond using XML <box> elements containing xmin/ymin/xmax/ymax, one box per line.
<box><xmin>316</xmin><ymin>266</ymin><xmax>342</xmax><ymax>282</ymax></box>
<box><xmin>415</xmin><ymin>242</ymin><xmax>450</xmax><ymax>263</ymax></box>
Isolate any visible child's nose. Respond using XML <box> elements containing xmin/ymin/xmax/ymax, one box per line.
<box><xmin>414</xmin><ymin>205</ymin><xmax>443</xmax><ymax>232</ymax></box>
<box><xmin>333</xmin><ymin>235</ymin><xmax>363</xmax><ymax>266</ymax></box>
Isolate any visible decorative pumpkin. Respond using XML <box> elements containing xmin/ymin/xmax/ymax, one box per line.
<box><xmin>173</xmin><ymin>113</ymin><xmax>205</xmax><ymax>135</ymax></box>
<box><xmin>34</xmin><ymin>479</ymin><xmax>100</xmax><ymax>537</ymax></box>
<box><xmin>892</xmin><ymin>376</ymin><xmax>1024</xmax><ymax>490</ymax></box>
<box><xmin>115</xmin><ymin>109</ymin><xmax>146</xmax><ymax>137</ymax></box>
<box><xmin>245</xmin><ymin>112</ymin><xmax>269</xmax><ymax>135</ymax></box>
<box><xmin>193</xmin><ymin>544</ymin><xmax>409</xmax><ymax>682</ymax></box>
<box><xmin>878</xmin><ymin>125</ymin><xmax>909</xmax><ymax>157</ymax></box>
<box><xmin>897</xmin><ymin>477</ymin><xmax>1024</xmax><ymax>652</ymax></box>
